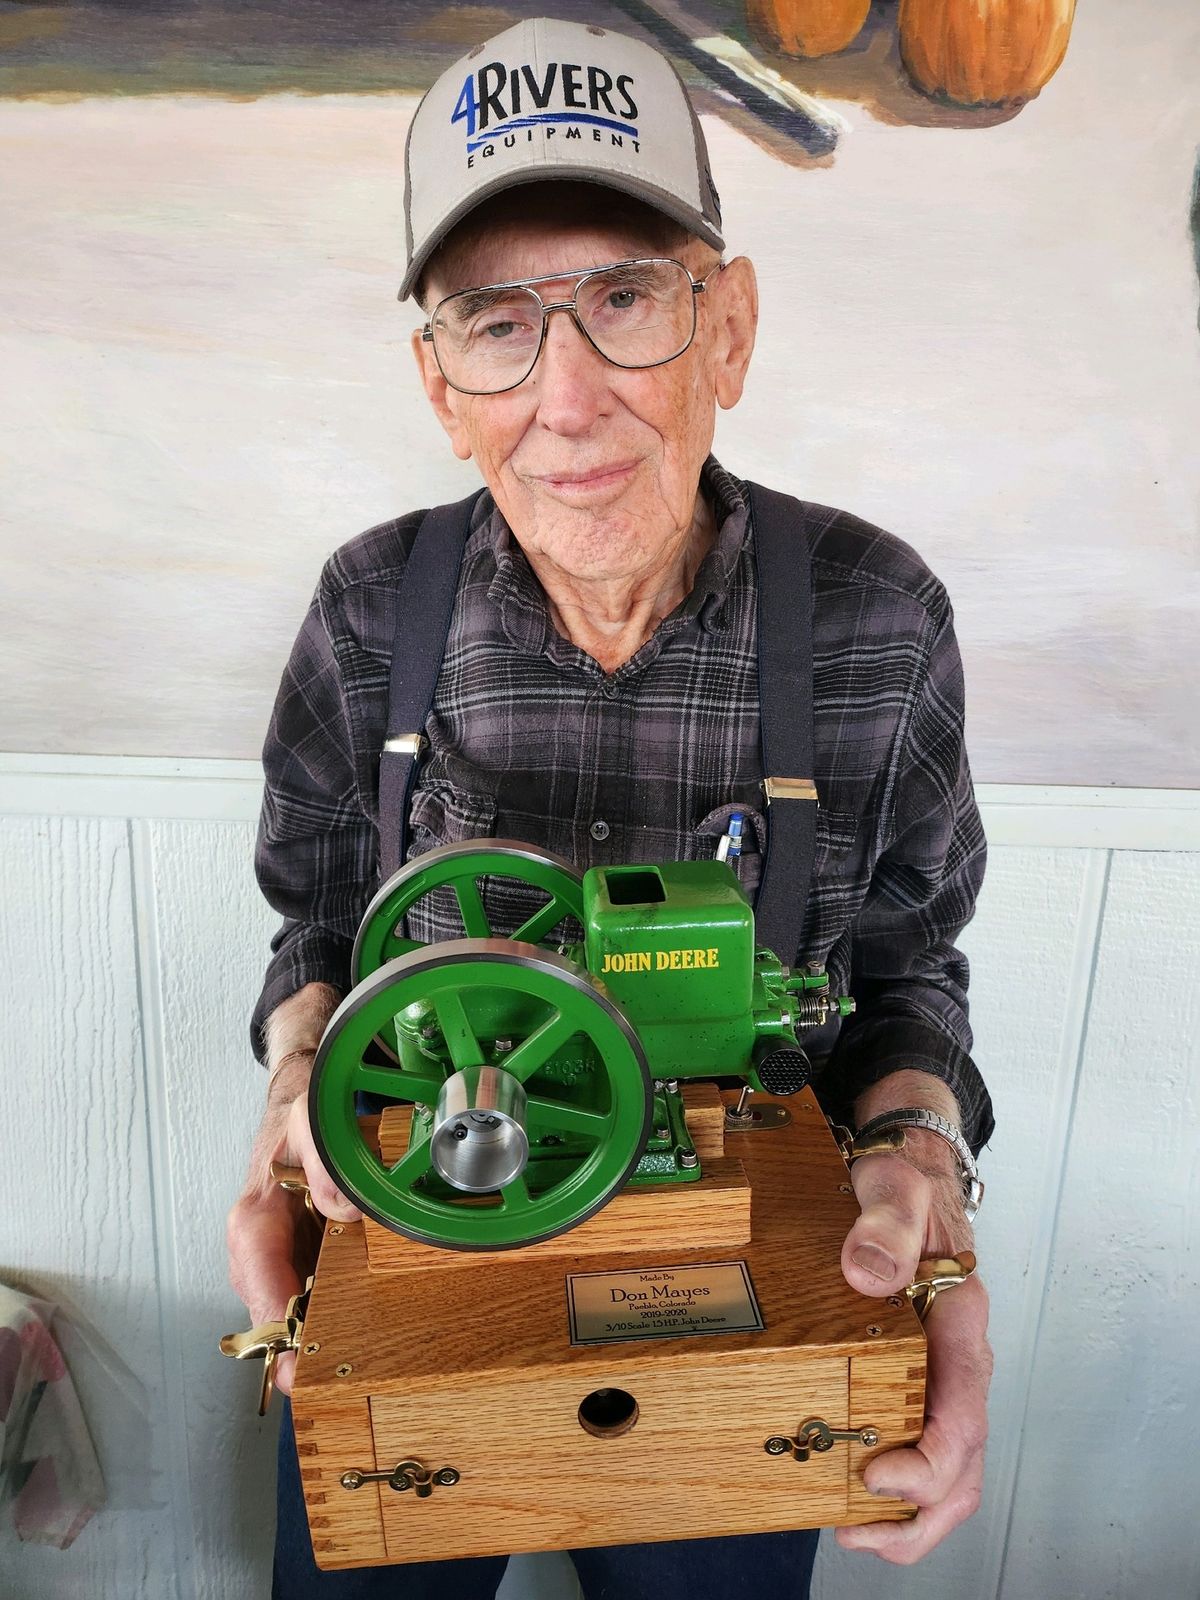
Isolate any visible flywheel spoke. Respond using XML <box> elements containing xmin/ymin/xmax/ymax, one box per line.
<box><xmin>387</xmin><ymin>1138</ymin><xmax>433</xmax><ymax>1191</ymax></box>
<box><xmin>525</xmin><ymin>1095</ymin><xmax>609</xmax><ymax>1139</ymax></box>
<box><xmin>352</xmin><ymin>1063</ymin><xmax>445</xmax><ymax>1105</ymax></box>
<box><xmin>511</xmin><ymin>895</ymin><xmax>572</xmax><ymax>946</ymax></box>
<box><xmin>453</xmin><ymin>877</ymin><xmax>492</xmax><ymax>939</ymax></box>
<box><xmin>499</xmin><ymin>1172</ymin><xmax>533</xmax><ymax>1211</ymax></box>
<box><xmin>499</xmin><ymin>1009</ymin><xmax>578</xmax><ymax>1084</ymax></box>
<box><xmin>432</xmin><ymin>989</ymin><xmax>484</xmax><ymax>1072</ymax></box>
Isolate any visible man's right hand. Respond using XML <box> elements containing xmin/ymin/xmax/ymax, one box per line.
<box><xmin>226</xmin><ymin>1050</ymin><xmax>361</xmax><ymax>1399</ymax></box>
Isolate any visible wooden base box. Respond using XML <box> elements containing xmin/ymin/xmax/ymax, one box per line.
<box><xmin>288</xmin><ymin>1088</ymin><xmax>926</xmax><ymax>1570</ymax></box>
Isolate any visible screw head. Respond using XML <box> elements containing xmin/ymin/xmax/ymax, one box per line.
<box><xmin>336</xmin><ymin>1363</ymin><xmax>353</xmax><ymax>1377</ymax></box>
<box><xmin>340</xmin><ymin>1471</ymin><xmax>363</xmax><ymax>1490</ymax></box>
<box><xmin>329</xmin><ymin>1224</ymin><xmax>344</xmax><ymax>1236</ymax></box>
<box><xmin>434</xmin><ymin>1467</ymin><xmax>460</xmax><ymax>1486</ymax></box>
<box><xmin>866</xmin><ymin>1325</ymin><xmax>882</xmax><ymax>1337</ymax></box>
<box><xmin>679</xmin><ymin>1151</ymin><xmax>699</xmax><ymax>1169</ymax></box>
<box><xmin>764</xmin><ymin>1436</ymin><xmax>791</xmax><ymax>1456</ymax></box>
<box><xmin>861</xmin><ymin>1429</ymin><xmax>880</xmax><ymax>1447</ymax></box>
<box><xmin>302</xmin><ymin>1341</ymin><xmax>320</xmax><ymax>1355</ymax></box>
<box><xmin>886</xmin><ymin>1295</ymin><xmax>904</xmax><ymax>1308</ymax></box>
<box><xmin>838</xmin><ymin>1182</ymin><xmax>852</xmax><ymax>1194</ymax></box>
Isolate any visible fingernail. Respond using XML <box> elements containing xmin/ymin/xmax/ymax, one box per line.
<box><xmin>869</xmin><ymin>1483</ymin><xmax>902</xmax><ymax>1498</ymax></box>
<box><xmin>852</xmin><ymin>1244</ymin><xmax>897</xmax><ymax>1282</ymax></box>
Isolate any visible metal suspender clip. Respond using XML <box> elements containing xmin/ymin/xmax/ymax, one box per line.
<box><xmin>762</xmin><ymin>777</ymin><xmax>819</xmax><ymax>804</ymax></box>
<box><xmin>382</xmin><ymin>734</ymin><xmax>428</xmax><ymax>757</ymax></box>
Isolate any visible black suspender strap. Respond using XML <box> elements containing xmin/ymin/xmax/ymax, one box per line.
<box><xmin>377</xmin><ymin>490</ymin><xmax>485</xmax><ymax>880</ymax></box>
<box><xmin>745</xmin><ymin>481</ymin><xmax>818</xmax><ymax>964</ymax></box>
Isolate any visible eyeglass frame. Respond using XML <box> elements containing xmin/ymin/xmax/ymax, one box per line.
<box><xmin>418</xmin><ymin>256</ymin><xmax>727</xmax><ymax>397</ymax></box>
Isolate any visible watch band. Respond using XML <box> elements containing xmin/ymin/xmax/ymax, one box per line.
<box><xmin>853</xmin><ymin>1106</ymin><xmax>984</xmax><ymax>1221</ymax></box>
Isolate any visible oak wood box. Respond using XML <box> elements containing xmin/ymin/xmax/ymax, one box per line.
<box><xmin>289</xmin><ymin>1088</ymin><xmax>926</xmax><ymax>1570</ymax></box>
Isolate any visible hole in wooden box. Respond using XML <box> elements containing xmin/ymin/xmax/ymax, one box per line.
<box><xmin>578</xmin><ymin>1387</ymin><xmax>639</xmax><ymax>1439</ymax></box>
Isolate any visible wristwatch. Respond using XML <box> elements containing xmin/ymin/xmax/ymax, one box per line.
<box><xmin>852</xmin><ymin>1107</ymin><xmax>985</xmax><ymax>1222</ymax></box>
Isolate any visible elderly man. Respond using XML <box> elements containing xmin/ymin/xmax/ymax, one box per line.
<box><xmin>228</xmin><ymin>16</ymin><xmax>992</xmax><ymax>1599</ymax></box>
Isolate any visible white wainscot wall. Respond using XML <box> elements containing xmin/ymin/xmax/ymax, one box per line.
<box><xmin>1</xmin><ymin>762</ymin><xmax>1198</xmax><ymax>1600</ymax></box>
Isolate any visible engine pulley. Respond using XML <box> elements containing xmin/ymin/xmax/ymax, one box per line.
<box><xmin>430</xmin><ymin>1065</ymin><xmax>530</xmax><ymax>1193</ymax></box>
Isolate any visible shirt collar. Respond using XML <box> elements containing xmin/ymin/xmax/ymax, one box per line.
<box><xmin>479</xmin><ymin>455</ymin><xmax>749</xmax><ymax>654</ymax></box>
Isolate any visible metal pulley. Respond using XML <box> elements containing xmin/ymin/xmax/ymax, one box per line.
<box><xmin>429</xmin><ymin>1064</ymin><xmax>530</xmax><ymax>1192</ymax></box>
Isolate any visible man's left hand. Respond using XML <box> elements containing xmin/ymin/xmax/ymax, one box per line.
<box><xmin>835</xmin><ymin>1146</ymin><xmax>993</xmax><ymax>1564</ymax></box>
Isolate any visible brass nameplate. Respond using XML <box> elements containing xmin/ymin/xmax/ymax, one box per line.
<box><xmin>567</xmin><ymin>1262</ymin><xmax>764</xmax><ymax>1346</ymax></box>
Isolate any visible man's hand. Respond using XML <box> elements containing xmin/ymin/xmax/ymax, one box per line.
<box><xmin>835</xmin><ymin>1133</ymin><xmax>992</xmax><ymax>1564</ymax></box>
<box><xmin>226</xmin><ymin>1021</ymin><xmax>360</xmax><ymax>1399</ymax></box>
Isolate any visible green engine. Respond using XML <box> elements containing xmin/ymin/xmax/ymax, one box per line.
<box><xmin>310</xmin><ymin>841</ymin><xmax>853</xmax><ymax>1251</ymax></box>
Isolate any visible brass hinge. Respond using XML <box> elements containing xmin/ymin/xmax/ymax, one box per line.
<box><xmin>341</xmin><ymin>1459</ymin><xmax>460</xmax><ymax>1497</ymax></box>
<box><xmin>219</xmin><ymin>1276</ymin><xmax>313</xmax><ymax>1416</ymax></box>
<box><xmin>764</xmin><ymin>1418</ymin><xmax>880</xmax><ymax>1461</ymax></box>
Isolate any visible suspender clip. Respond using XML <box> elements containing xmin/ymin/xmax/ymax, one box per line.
<box><xmin>762</xmin><ymin>777</ymin><xmax>818</xmax><ymax>804</ymax></box>
<box><xmin>382</xmin><ymin>734</ymin><xmax>428</xmax><ymax>757</ymax></box>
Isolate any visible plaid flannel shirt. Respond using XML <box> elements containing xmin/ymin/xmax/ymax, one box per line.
<box><xmin>252</xmin><ymin>458</ymin><xmax>993</xmax><ymax>1153</ymax></box>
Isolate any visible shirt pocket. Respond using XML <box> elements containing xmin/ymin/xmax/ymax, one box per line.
<box><xmin>406</xmin><ymin>780</ymin><xmax>498</xmax><ymax>858</ymax></box>
<box><xmin>694</xmin><ymin>804</ymin><xmax>860</xmax><ymax>903</ymax></box>
<box><xmin>693</xmin><ymin>802</ymin><xmax>768</xmax><ymax>899</ymax></box>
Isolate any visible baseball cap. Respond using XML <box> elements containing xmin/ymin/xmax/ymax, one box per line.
<box><xmin>399</xmin><ymin>16</ymin><xmax>724</xmax><ymax>302</ymax></box>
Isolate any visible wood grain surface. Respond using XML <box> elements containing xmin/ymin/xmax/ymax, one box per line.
<box><xmin>294</xmin><ymin>1088</ymin><xmax>925</xmax><ymax>1566</ymax></box>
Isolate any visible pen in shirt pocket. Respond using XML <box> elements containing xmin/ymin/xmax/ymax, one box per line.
<box><xmin>715</xmin><ymin>809</ymin><xmax>745</xmax><ymax>878</ymax></box>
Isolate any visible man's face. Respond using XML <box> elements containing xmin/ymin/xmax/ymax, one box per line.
<box><xmin>413</xmin><ymin>207</ymin><xmax>757</xmax><ymax>587</ymax></box>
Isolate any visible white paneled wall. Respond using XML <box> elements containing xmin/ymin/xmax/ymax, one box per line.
<box><xmin>1</xmin><ymin>763</ymin><xmax>1198</xmax><ymax>1600</ymax></box>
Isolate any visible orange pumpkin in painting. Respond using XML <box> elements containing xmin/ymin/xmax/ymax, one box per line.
<box><xmin>898</xmin><ymin>0</ymin><xmax>1077</xmax><ymax>106</ymax></box>
<box><xmin>745</xmin><ymin>0</ymin><xmax>871</xmax><ymax>59</ymax></box>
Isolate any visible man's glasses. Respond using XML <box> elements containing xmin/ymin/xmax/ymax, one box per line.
<box><xmin>421</xmin><ymin>257</ymin><xmax>724</xmax><ymax>396</ymax></box>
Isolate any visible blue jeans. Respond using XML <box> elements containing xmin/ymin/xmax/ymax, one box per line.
<box><xmin>274</xmin><ymin>1406</ymin><xmax>819</xmax><ymax>1599</ymax></box>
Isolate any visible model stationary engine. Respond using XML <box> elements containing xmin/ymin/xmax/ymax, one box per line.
<box><xmin>309</xmin><ymin>841</ymin><xmax>854</xmax><ymax>1250</ymax></box>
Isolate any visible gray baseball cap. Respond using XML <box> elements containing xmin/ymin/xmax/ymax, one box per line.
<box><xmin>399</xmin><ymin>16</ymin><xmax>724</xmax><ymax>301</ymax></box>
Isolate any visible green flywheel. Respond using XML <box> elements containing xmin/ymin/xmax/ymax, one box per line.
<box><xmin>351</xmin><ymin>840</ymin><xmax>585</xmax><ymax>983</ymax></box>
<box><xmin>310</xmin><ymin>940</ymin><xmax>653</xmax><ymax>1250</ymax></box>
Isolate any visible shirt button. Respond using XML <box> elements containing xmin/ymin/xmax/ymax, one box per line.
<box><xmin>589</xmin><ymin>819</ymin><xmax>611</xmax><ymax>842</ymax></box>
<box><xmin>602</xmin><ymin>680</ymin><xmax>619</xmax><ymax>699</ymax></box>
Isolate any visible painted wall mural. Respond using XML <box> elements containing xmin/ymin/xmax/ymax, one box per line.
<box><xmin>1</xmin><ymin>0</ymin><xmax>1197</xmax><ymax>785</ymax></box>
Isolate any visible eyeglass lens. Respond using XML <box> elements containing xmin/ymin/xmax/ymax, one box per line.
<box><xmin>431</xmin><ymin>260</ymin><xmax>697</xmax><ymax>393</ymax></box>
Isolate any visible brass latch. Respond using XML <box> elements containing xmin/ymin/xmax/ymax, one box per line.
<box><xmin>269</xmin><ymin>1159</ymin><xmax>317</xmax><ymax>1215</ymax></box>
<box><xmin>219</xmin><ymin>1277</ymin><xmax>313</xmax><ymax>1416</ymax></box>
<box><xmin>764</xmin><ymin>1418</ymin><xmax>879</xmax><ymax>1461</ymax></box>
<box><xmin>341</xmin><ymin>1460</ymin><xmax>460</xmax><ymax>1497</ymax></box>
